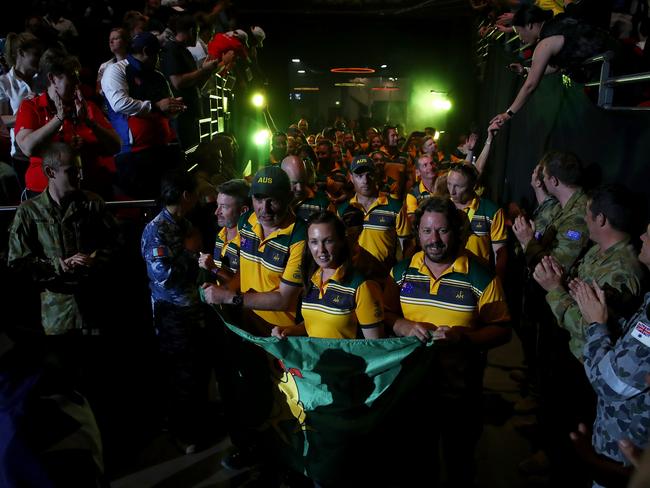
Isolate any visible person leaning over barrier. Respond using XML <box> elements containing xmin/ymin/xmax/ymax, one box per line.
<box><xmin>490</xmin><ymin>5</ymin><xmax>615</xmax><ymax>127</ymax></box>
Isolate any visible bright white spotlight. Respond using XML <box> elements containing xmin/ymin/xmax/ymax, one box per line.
<box><xmin>253</xmin><ymin>129</ymin><xmax>271</xmax><ymax>146</ymax></box>
<box><xmin>251</xmin><ymin>93</ymin><xmax>265</xmax><ymax>107</ymax></box>
<box><xmin>432</xmin><ymin>99</ymin><xmax>452</xmax><ymax>111</ymax></box>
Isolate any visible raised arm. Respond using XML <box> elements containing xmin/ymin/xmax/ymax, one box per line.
<box><xmin>490</xmin><ymin>35</ymin><xmax>564</xmax><ymax>126</ymax></box>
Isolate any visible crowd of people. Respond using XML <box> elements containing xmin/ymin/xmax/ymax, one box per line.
<box><xmin>1</xmin><ymin>0</ymin><xmax>650</xmax><ymax>487</ymax></box>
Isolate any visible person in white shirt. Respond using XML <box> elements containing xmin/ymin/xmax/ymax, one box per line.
<box><xmin>0</xmin><ymin>32</ymin><xmax>42</xmax><ymax>187</ymax></box>
<box><xmin>96</xmin><ymin>27</ymin><xmax>128</xmax><ymax>97</ymax></box>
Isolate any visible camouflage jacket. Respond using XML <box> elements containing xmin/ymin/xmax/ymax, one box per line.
<box><xmin>7</xmin><ymin>190</ymin><xmax>118</xmax><ymax>335</ymax></box>
<box><xmin>546</xmin><ymin>238</ymin><xmax>645</xmax><ymax>360</ymax></box>
<box><xmin>532</xmin><ymin>196</ymin><xmax>560</xmax><ymax>239</ymax></box>
<box><xmin>141</xmin><ymin>207</ymin><xmax>200</xmax><ymax>307</ymax></box>
<box><xmin>585</xmin><ymin>291</ymin><xmax>650</xmax><ymax>464</ymax></box>
<box><xmin>525</xmin><ymin>189</ymin><xmax>590</xmax><ymax>270</ymax></box>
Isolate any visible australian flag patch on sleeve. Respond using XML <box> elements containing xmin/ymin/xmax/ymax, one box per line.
<box><xmin>152</xmin><ymin>246</ymin><xmax>168</xmax><ymax>258</ymax></box>
<box><xmin>632</xmin><ymin>321</ymin><xmax>650</xmax><ymax>348</ymax></box>
<box><xmin>565</xmin><ymin>230</ymin><xmax>582</xmax><ymax>241</ymax></box>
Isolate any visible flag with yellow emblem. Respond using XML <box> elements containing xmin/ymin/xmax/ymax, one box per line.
<box><xmin>223</xmin><ymin>320</ymin><xmax>434</xmax><ymax>484</ymax></box>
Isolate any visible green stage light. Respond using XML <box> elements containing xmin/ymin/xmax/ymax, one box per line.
<box><xmin>432</xmin><ymin>99</ymin><xmax>452</xmax><ymax>111</ymax></box>
<box><xmin>253</xmin><ymin>129</ymin><xmax>271</xmax><ymax>146</ymax></box>
<box><xmin>407</xmin><ymin>78</ymin><xmax>452</xmax><ymax>129</ymax></box>
<box><xmin>251</xmin><ymin>93</ymin><xmax>265</xmax><ymax>108</ymax></box>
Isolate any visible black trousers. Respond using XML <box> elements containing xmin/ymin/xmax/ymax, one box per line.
<box><xmin>537</xmin><ymin>321</ymin><xmax>596</xmax><ymax>487</ymax></box>
<box><xmin>154</xmin><ymin>301</ymin><xmax>210</xmax><ymax>443</ymax></box>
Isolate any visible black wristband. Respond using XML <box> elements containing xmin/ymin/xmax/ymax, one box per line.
<box><xmin>506</xmin><ymin>109</ymin><xmax>515</xmax><ymax>117</ymax></box>
<box><xmin>231</xmin><ymin>292</ymin><xmax>244</xmax><ymax>307</ymax></box>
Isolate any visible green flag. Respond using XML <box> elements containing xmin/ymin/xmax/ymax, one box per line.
<box><xmin>223</xmin><ymin>319</ymin><xmax>434</xmax><ymax>484</ymax></box>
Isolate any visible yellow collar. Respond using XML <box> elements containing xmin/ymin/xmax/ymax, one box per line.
<box><xmin>310</xmin><ymin>264</ymin><xmax>346</xmax><ymax>287</ymax></box>
<box><xmin>420</xmin><ymin>180</ymin><xmax>435</xmax><ymax>194</ymax></box>
<box><xmin>248</xmin><ymin>212</ymin><xmax>296</xmax><ymax>244</ymax></box>
<box><xmin>411</xmin><ymin>251</ymin><xmax>469</xmax><ymax>294</ymax></box>
<box><xmin>350</xmin><ymin>192</ymin><xmax>389</xmax><ymax>213</ymax></box>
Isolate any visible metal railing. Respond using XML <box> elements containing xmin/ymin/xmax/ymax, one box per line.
<box><xmin>0</xmin><ymin>199</ymin><xmax>158</xmax><ymax>213</ymax></box>
<box><xmin>583</xmin><ymin>51</ymin><xmax>650</xmax><ymax>111</ymax></box>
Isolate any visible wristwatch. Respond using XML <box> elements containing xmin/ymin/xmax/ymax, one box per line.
<box><xmin>231</xmin><ymin>292</ymin><xmax>244</xmax><ymax>307</ymax></box>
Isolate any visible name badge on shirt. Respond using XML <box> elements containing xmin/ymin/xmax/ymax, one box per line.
<box><xmin>632</xmin><ymin>321</ymin><xmax>650</xmax><ymax>348</ymax></box>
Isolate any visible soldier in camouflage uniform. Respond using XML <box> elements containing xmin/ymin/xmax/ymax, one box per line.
<box><xmin>572</xmin><ymin>222</ymin><xmax>650</xmax><ymax>487</ymax></box>
<box><xmin>141</xmin><ymin>170</ymin><xmax>208</xmax><ymax>453</ymax></box>
<box><xmin>511</xmin><ymin>152</ymin><xmax>593</xmax><ymax>484</ymax></box>
<box><xmin>536</xmin><ymin>185</ymin><xmax>645</xmax><ymax>361</ymax></box>
<box><xmin>7</xmin><ymin>142</ymin><xmax>118</xmax><ymax>336</ymax></box>
<box><xmin>533</xmin><ymin>186</ymin><xmax>644</xmax><ymax>483</ymax></box>
<box><xmin>513</xmin><ymin>153</ymin><xmax>590</xmax><ymax>272</ymax></box>
<box><xmin>530</xmin><ymin>164</ymin><xmax>561</xmax><ymax>239</ymax></box>
<box><xmin>509</xmin><ymin>163</ymin><xmax>560</xmax><ymax>395</ymax></box>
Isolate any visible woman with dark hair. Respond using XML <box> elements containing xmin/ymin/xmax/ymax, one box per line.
<box><xmin>491</xmin><ymin>4</ymin><xmax>614</xmax><ymax>126</ymax></box>
<box><xmin>15</xmin><ymin>48</ymin><xmax>121</xmax><ymax>198</ymax></box>
<box><xmin>271</xmin><ymin>211</ymin><xmax>385</xmax><ymax>339</ymax></box>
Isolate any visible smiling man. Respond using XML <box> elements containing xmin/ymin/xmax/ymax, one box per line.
<box><xmin>201</xmin><ymin>165</ymin><xmax>306</xmax><ymax>334</ymax></box>
<box><xmin>384</xmin><ymin>195</ymin><xmax>510</xmax><ymax>487</ymax></box>
<box><xmin>200</xmin><ymin>165</ymin><xmax>307</xmax><ymax>473</ymax></box>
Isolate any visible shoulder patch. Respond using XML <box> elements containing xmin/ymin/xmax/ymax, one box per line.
<box><xmin>477</xmin><ymin>197</ymin><xmax>499</xmax><ymax>217</ymax></box>
<box><xmin>632</xmin><ymin>321</ymin><xmax>650</xmax><ymax>348</ymax></box>
<box><xmin>565</xmin><ymin>230</ymin><xmax>582</xmax><ymax>241</ymax></box>
<box><xmin>465</xmin><ymin>255</ymin><xmax>495</xmax><ymax>292</ymax></box>
<box><xmin>387</xmin><ymin>195</ymin><xmax>405</xmax><ymax>212</ymax></box>
<box><xmin>152</xmin><ymin>246</ymin><xmax>168</xmax><ymax>258</ymax></box>
<box><xmin>336</xmin><ymin>201</ymin><xmax>350</xmax><ymax>218</ymax></box>
<box><xmin>391</xmin><ymin>258</ymin><xmax>411</xmax><ymax>286</ymax></box>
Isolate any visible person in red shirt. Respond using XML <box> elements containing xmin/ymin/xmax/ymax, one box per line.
<box><xmin>15</xmin><ymin>48</ymin><xmax>120</xmax><ymax>199</ymax></box>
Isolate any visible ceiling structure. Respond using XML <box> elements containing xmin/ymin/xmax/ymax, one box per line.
<box><xmin>240</xmin><ymin>0</ymin><xmax>470</xmax><ymax>21</ymax></box>
<box><xmin>237</xmin><ymin>0</ymin><xmax>477</xmax><ymax>131</ymax></box>
<box><xmin>240</xmin><ymin>0</ymin><xmax>474</xmax><ymax>79</ymax></box>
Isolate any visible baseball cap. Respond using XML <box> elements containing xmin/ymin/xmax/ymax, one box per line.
<box><xmin>227</xmin><ymin>29</ymin><xmax>249</xmax><ymax>47</ymax></box>
<box><xmin>251</xmin><ymin>26</ymin><xmax>265</xmax><ymax>47</ymax></box>
<box><xmin>350</xmin><ymin>155</ymin><xmax>375</xmax><ymax>174</ymax></box>
<box><xmin>131</xmin><ymin>32</ymin><xmax>160</xmax><ymax>55</ymax></box>
<box><xmin>250</xmin><ymin>165</ymin><xmax>291</xmax><ymax>200</ymax></box>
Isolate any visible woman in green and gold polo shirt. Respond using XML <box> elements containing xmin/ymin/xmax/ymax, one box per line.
<box><xmin>271</xmin><ymin>211</ymin><xmax>385</xmax><ymax>339</ymax></box>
